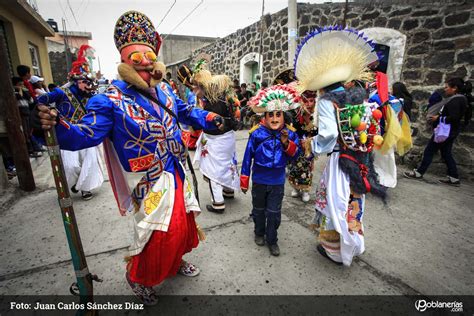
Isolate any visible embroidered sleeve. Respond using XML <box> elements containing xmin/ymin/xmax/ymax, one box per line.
<box><xmin>56</xmin><ymin>94</ymin><xmax>114</xmax><ymax>150</ymax></box>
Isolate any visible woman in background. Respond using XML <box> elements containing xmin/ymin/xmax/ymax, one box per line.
<box><xmin>404</xmin><ymin>78</ymin><xmax>468</xmax><ymax>186</ymax></box>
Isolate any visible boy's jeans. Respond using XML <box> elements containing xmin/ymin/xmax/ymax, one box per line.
<box><xmin>251</xmin><ymin>183</ymin><xmax>284</xmax><ymax>245</ymax></box>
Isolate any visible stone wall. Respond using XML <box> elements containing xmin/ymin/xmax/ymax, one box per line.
<box><xmin>48</xmin><ymin>49</ymin><xmax>76</xmax><ymax>85</ymax></box>
<box><xmin>182</xmin><ymin>0</ymin><xmax>473</xmax><ymax>179</ymax></box>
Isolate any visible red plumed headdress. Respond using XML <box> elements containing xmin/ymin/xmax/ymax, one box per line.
<box><xmin>68</xmin><ymin>45</ymin><xmax>95</xmax><ymax>80</ymax></box>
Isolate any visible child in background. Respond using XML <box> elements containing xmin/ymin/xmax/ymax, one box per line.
<box><xmin>288</xmin><ymin>90</ymin><xmax>318</xmax><ymax>202</ymax></box>
<box><xmin>240</xmin><ymin>85</ymin><xmax>301</xmax><ymax>256</ymax></box>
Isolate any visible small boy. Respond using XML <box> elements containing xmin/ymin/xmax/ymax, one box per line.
<box><xmin>240</xmin><ymin>85</ymin><xmax>301</xmax><ymax>256</ymax></box>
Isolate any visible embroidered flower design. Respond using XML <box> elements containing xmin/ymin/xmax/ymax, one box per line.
<box><xmin>314</xmin><ymin>183</ymin><xmax>327</xmax><ymax>210</ymax></box>
<box><xmin>144</xmin><ymin>189</ymin><xmax>167</xmax><ymax>215</ymax></box>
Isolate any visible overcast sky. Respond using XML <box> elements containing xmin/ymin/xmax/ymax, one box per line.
<box><xmin>36</xmin><ymin>0</ymin><xmax>337</xmax><ymax>79</ymax></box>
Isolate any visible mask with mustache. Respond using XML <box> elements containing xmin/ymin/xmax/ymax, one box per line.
<box><xmin>118</xmin><ymin>44</ymin><xmax>166</xmax><ymax>90</ymax></box>
<box><xmin>264</xmin><ymin>111</ymin><xmax>285</xmax><ymax>130</ymax></box>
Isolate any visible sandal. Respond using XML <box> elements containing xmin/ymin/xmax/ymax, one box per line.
<box><xmin>125</xmin><ymin>272</ymin><xmax>158</xmax><ymax>306</ymax></box>
<box><xmin>178</xmin><ymin>261</ymin><xmax>200</xmax><ymax>277</ymax></box>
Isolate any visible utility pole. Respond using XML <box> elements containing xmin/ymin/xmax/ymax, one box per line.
<box><xmin>62</xmin><ymin>18</ymin><xmax>71</xmax><ymax>72</ymax></box>
<box><xmin>0</xmin><ymin>32</ymin><xmax>35</xmax><ymax>191</ymax></box>
<box><xmin>287</xmin><ymin>0</ymin><xmax>297</xmax><ymax>68</ymax></box>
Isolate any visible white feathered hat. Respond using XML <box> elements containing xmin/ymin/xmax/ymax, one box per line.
<box><xmin>294</xmin><ymin>26</ymin><xmax>380</xmax><ymax>92</ymax></box>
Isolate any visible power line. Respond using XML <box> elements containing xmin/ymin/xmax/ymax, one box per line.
<box><xmin>57</xmin><ymin>0</ymin><xmax>71</xmax><ymax>29</ymax></box>
<box><xmin>78</xmin><ymin>0</ymin><xmax>91</xmax><ymax>26</ymax></box>
<box><xmin>76</xmin><ymin>0</ymin><xmax>86</xmax><ymax>13</ymax></box>
<box><xmin>66</xmin><ymin>0</ymin><xmax>79</xmax><ymax>26</ymax></box>
<box><xmin>157</xmin><ymin>0</ymin><xmax>177</xmax><ymax>28</ymax></box>
<box><xmin>163</xmin><ymin>0</ymin><xmax>204</xmax><ymax>40</ymax></box>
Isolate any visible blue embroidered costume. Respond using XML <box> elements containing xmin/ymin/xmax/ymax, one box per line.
<box><xmin>38</xmin><ymin>59</ymin><xmax>104</xmax><ymax>197</ymax></box>
<box><xmin>239</xmin><ymin>84</ymin><xmax>301</xmax><ymax>254</ymax></box>
<box><xmin>55</xmin><ymin>80</ymin><xmax>216</xmax><ymax>211</ymax></box>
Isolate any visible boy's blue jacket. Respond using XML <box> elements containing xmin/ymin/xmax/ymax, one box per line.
<box><xmin>240</xmin><ymin>123</ymin><xmax>299</xmax><ymax>188</ymax></box>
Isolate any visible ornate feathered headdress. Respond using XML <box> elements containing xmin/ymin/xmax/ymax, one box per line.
<box><xmin>249</xmin><ymin>84</ymin><xmax>301</xmax><ymax>114</ymax></box>
<box><xmin>114</xmin><ymin>11</ymin><xmax>162</xmax><ymax>53</ymax></box>
<box><xmin>68</xmin><ymin>44</ymin><xmax>95</xmax><ymax>80</ymax></box>
<box><xmin>294</xmin><ymin>26</ymin><xmax>380</xmax><ymax>92</ymax></box>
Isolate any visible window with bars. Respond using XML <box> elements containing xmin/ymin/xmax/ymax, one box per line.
<box><xmin>28</xmin><ymin>42</ymin><xmax>42</xmax><ymax>76</ymax></box>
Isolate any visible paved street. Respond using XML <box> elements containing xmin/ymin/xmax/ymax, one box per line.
<box><xmin>0</xmin><ymin>130</ymin><xmax>473</xmax><ymax>297</ymax></box>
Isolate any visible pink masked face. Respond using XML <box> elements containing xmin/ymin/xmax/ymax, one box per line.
<box><xmin>264</xmin><ymin>111</ymin><xmax>284</xmax><ymax>130</ymax></box>
<box><xmin>120</xmin><ymin>44</ymin><xmax>158</xmax><ymax>85</ymax></box>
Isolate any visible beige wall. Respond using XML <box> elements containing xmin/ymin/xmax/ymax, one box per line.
<box><xmin>0</xmin><ymin>7</ymin><xmax>53</xmax><ymax>83</ymax></box>
<box><xmin>47</xmin><ymin>33</ymin><xmax>91</xmax><ymax>51</ymax></box>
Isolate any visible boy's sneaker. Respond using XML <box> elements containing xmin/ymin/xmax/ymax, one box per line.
<box><xmin>254</xmin><ymin>235</ymin><xmax>265</xmax><ymax>246</ymax></box>
<box><xmin>403</xmin><ymin>169</ymin><xmax>423</xmax><ymax>179</ymax></box>
<box><xmin>302</xmin><ymin>192</ymin><xmax>310</xmax><ymax>202</ymax></box>
<box><xmin>438</xmin><ymin>177</ymin><xmax>461</xmax><ymax>187</ymax></box>
<box><xmin>291</xmin><ymin>189</ymin><xmax>300</xmax><ymax>198</ymax></box>
<box><xmin>268</xmin><ymin>244</ymin><xmax>280</xmax><ymax>256</ymax></box>
<box><xmin>178</xmin><ymin>261</ymin><xmax>200</xmax><ymax>277</ymax></box>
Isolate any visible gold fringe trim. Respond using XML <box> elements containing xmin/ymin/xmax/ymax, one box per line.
<box><xmin>309</xmin><ymin>223</ymin><xmax>320</xmax><ymax>231</ymax></box>
<box><xmin>196</xmin><ymin>224</ymin><xmax>206</xmax><ymax>241</ymax></box>
<box><xmin>302</xmin><ymin>138</ymin><xmax>313</xmax><ymax>158</ymax></box>
<box><xmin>286</xmin><ymin>124</ymin><xmax>296</xmax><ymax>132</ymax></box>
<box><xmin>249</xmin><ymin>124</ymin><xmax>260</xmax><ymax>134</ymax></box>
<box><xmin>319</xmin><ymin>229</ymin><xmax>340</xmax><ymax>243</ymax></box>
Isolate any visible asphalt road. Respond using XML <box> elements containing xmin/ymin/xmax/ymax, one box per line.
<box><xmin>1</xmin><ymin>130</ymin><xmax>472</xmax><ymax>299</ymax></box>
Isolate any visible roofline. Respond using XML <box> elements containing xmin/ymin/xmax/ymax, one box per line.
<box><xmin>165</xmin><ymin>56</ymin><xmax>191</xmax><ymax>67</ymax></box>
<box><xmin>57</xmin><ymin>30</ymin><xmax>92</xmax><ymax>39</ymax></box>
<box><xmin>161</xmin><ymin>33</ymin><xmax>219</xmax><ymax>41</ymax></box>
<box><xmin>7</xmin><ymin>0</ymin><xmax>55</xmax><ymax>37</ymax></box>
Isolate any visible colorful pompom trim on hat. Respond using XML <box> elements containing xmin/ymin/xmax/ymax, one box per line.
<box><xmin>250</xmin><ymin>84</ymin><xmax>301</xmax><ymax>114</ymax></box>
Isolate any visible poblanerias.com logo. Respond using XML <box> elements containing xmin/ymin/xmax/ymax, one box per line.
<box><xmin>415</xmin><ymin>299</ymin><xmax>463</xmax><ymax>312</ymax></box>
